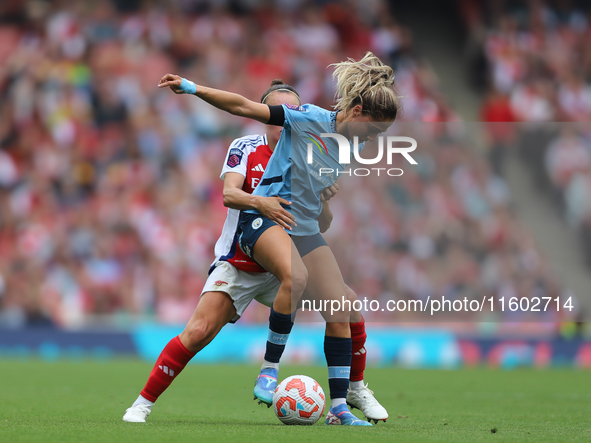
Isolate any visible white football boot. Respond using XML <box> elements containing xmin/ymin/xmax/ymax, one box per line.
<box><xmin>122</xmin><ymin>404</ymin><xmax>152</xmax><ymax>423</ymax></box>
<box><xmin>346</xmin><ymin>383</ymin><xmax>388</xmax><ymax>424</ymax></box>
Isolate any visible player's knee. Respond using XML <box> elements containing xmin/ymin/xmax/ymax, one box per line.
<box><xmin>345</xmin><ymin>286</ymin><xmax>357</xmax><ymax>303</ymax></box>
<box><xmin>325</xmin><ymin>321</ymin><xmax>350</xmax><ymax>337</ymax></box>
<box><xmin>345</xmin><ymin>286</ymin><xmax>362</xmax><ymax>322</ymax></box>
<box><xmin>280</xmin><ymin>266</ymin><xmax>308</xmax><ymax>294</ymax></box>
<box><xmin>290</xmin><ymin>267</ymin><xmax>308</xmax><ymax>297</ymax></box>
<box><xmin>184</xmin><ymin>320</ymin><xmax>217</xmax><ymax>348</ymax></box>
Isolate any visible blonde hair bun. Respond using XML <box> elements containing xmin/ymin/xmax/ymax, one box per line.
<box><xmin>331</xmin><ymin>52</ymin><xmax>401</xmax><ymax>121</ymax></box>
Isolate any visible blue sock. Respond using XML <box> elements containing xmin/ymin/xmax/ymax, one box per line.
<box><xmin>264</xmin><ymin>308</ymin><xmax>294</xmax><ymax>363</ymax></box>
<box><xmin>324</xmin><ymin>336</ymin><xmax>352</xmax><ymax>400</ymax></box>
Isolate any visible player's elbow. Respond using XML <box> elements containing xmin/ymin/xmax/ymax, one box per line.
<box><xmin>318</xmin><ymin>218</ymin><xmax>332</xmax><ymax>233</ymax></box>
<box><xmin>233</xmin><ymin>100</ymin><xmax>265</xmax><ymax>122</ymax></box>
<box><xmin>222</xmin><ymin>189</ymin><xmax>234</xmax><ymax>208</ymax></box>
<box><xmin>230</xmin><ymin>98</ymin><xmax>252</xmax><ymax>118</ymax></box>
<box><xmin>228</xmin><ymin>105</ymin><xmax>244</xmax><ymax>117</ymax></box>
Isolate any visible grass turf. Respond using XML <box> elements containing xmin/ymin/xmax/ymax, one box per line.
<box><xmin>0</xmin><ymin>359</ymin><xmax>590</xmax><ymax>442</ymax></box>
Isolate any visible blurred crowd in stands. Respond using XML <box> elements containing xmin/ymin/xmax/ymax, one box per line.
<box><xmin>326</xmin><ymin>125</ymin><xmax>574</xmax><ymax>330</ymax></box>
<box><xmin>461</xmin><ymin>0</ymin><xmax>591</xmax><ymax>277</ymax></box>
<box><xmin>0</xmin><ymin>0</ymin><xmax>577</xmax><ymax>330</ymax></box>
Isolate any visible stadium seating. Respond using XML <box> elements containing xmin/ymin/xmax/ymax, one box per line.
<box><xmin>0</xmin><ymin>0</ymin><xmax>574</xmax><ymax>329</ymax></box>
<box><xmin>463</xmin><ymin>0</ymin><xmax>591</xmax><ymax>265</ymax></box>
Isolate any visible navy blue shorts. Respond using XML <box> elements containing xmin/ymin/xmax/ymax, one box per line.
<box><xmin>238</xmin><ymin>212</ymin><xmax>328</xmax><ymax>260</ymax></box>
<box><xmin>292</xmin><ymin>234</ymin><xmax>328</xmax><ymax>257</ymax></box>
<box><xmin>238</xmin><ymin>212</ymin><xmax>279</xmax><ymax>260</ymax></box>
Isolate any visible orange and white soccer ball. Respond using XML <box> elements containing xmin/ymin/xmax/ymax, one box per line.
<box><xmin>272</xmin><ymin>375</ymin><xmax>326</xmax><ymax>425</ymax></box>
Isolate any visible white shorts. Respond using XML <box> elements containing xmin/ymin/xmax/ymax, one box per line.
<box><xmin>201</xmin><ymin>261</ymin><xmax>280</xmax><ymax>323</ymax></box>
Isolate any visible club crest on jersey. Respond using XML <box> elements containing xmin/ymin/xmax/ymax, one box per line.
<box><xmin>227</xmin><ymin>148</ymin><xmax>244</xmax><ymax>168</ymax></box>
<box><xmin>285</xmin><ymin>104</ymin><xmax>305</xmax><ymax>112</ymax></box>
<box><xmin>252</xmin><ymin>218</ymin><xmax>263</xmax><ymax>229</ymax></box>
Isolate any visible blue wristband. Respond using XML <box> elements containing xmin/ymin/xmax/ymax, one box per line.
<box><xmin>179</xmin><ymin>77</ymin><xmax>197</xmax><ymax>94</ymax></box>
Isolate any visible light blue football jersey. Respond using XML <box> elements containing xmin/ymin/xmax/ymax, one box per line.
<box><xmin>248</xmin><ymin>103</ymin><xmax>363</xmax><ymax>236</ymax></box>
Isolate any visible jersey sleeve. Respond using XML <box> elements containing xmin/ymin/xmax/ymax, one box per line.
<box><xmin>220</xmin><ymin>138</ymin><xmax>250</xmax><ymax>180</ymax></box>
<box><xmin>281</xmin><ymin>103</ymin><xmax>323</xmax><ymax>128</ymax></box>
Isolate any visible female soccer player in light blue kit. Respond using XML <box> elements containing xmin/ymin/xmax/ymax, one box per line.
<box><xmin>158</xmin><ymin>52</ymin><xmax>399</xmax><ymax>425</ymax></box>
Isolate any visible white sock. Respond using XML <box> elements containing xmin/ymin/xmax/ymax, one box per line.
<box><xmin>132</xmin><ymin>395</ymin><xmax>154</xmax><ymax>408</ymax></box>
<box><xmin>261</xmin><ymin>360</ymin><xmax>280</xmax><ymax>371</ymax></box>
<box><xmin>349</xmin><ymin>380</ymin><xmax>365</xmax><ymax>390</ymax></box>
<box><xmin>331</xmin><ymin>398</ymin><xmax>346</xmax><ymax>408</ymax></box>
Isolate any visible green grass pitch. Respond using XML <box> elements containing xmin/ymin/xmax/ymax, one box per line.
<box><xmin>0</xmin><ymin>359</ymin><xmax>590</xmax><ymax>442</ymax></box>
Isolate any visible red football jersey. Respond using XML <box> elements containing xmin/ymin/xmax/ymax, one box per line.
<box><xmin>211</xmin><ymin>134</ymin><xmax>272</xmax><ymax>273</ymax></box>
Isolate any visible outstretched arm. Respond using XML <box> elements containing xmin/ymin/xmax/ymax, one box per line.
<box><xmin>158</xmin><ymin>74</ymin><xmax>272</xmax><ymax>124</ymax></box>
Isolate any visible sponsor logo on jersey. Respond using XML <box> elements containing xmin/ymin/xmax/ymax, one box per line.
<box><xmin>252</xmin><ymin>218</ymin><xmax>263</xmax><ymax>229</ymax></box>
<box><xmin>227</xmin><ymin>148</ymin><xmax>244</xmax><ymax>167</ymax></box>
<box><xmin>285</xmin><ymin>104</ymin><xmax>305</xmax><ymax>111</ymax></box>
<box><xmin>251</xmin><ymin>163</ymin><xmax>265</xmax><ymax>172</ymax></box>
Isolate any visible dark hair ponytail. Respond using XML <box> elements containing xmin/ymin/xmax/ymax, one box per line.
<box><xmin>260</xmin><ymin>79</ymin><xmax>301</xmax><ymax>104</ymax></box>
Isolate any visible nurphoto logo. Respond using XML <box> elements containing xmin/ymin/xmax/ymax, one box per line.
<box><xmin>306</xmin><ymin>134</ymin><xmax>418</xmax><ymax>177</ymax></box>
